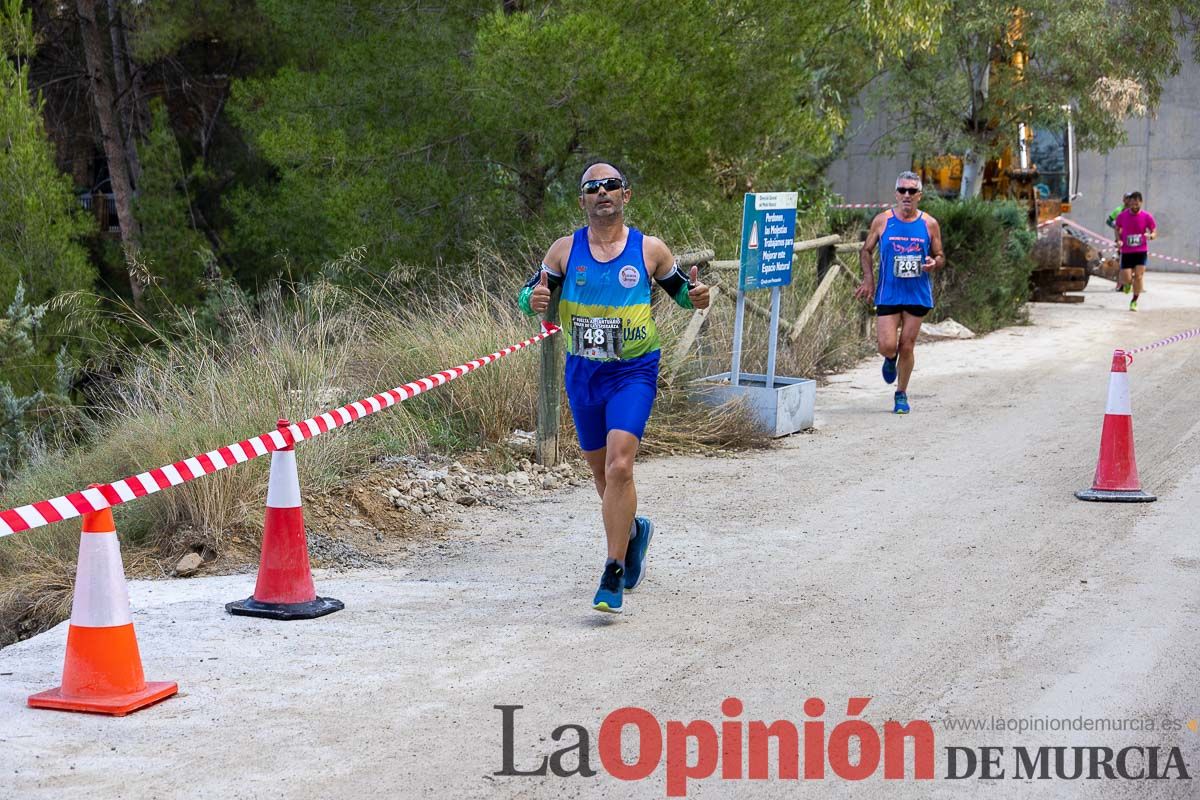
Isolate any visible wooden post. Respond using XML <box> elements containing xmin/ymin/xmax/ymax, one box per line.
<box><xmin>676</xmin><ymin>249</ymin><xmax>715</xmax><ymax>268</ymax></box>
<box><xmin>816</xmin><ymin>243</ymin><xmax>835</xmax><ymax>283</ymax></box>
<box><xmin>667</xmin><ymin>284</ymin><xmax>721</xmax><ymax>375</ymax></box>
<box><xmin>789</xmin><ymin>263</ymin><xmax>843</xmax><ymax>344</ymax></box>
<box><xmin>536</xmin><ymin>289</ymin><xmax>561</xmax><ymax>466</ymax></box>
<box><xmin>791</xmin><ymin>234</ymin><xmax>841</xmax><ymax>253</ymax></box>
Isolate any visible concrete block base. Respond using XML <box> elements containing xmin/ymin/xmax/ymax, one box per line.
<box><xmin>694</xmin><ymin>373</ymin><xmax>815</xmax><ymax>437</ymax></box>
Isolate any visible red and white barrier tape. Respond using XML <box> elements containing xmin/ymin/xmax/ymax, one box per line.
<box><xmin>0</xmin><ymin>323</ymin><xmax>562</xmax><ymax>537</ymax></box>
<box><xmin>830</xmin><ymin>203</ymin><xmax>891</xmax><ymax>210</ymax></box>
<box><xmin>1125</xmin><ymin>327</ymin><xmax>1200</xmax><ymax>357</ymax></box>
<box><xmin>1146</xmin><ymin>252</ymin><xmax>1200</xmax><ymax>268</ymax></box>
<box><xmin>1057</xmin><ymin>218</ymin><xmax>1200</xmax><ymax>268</ymax></box>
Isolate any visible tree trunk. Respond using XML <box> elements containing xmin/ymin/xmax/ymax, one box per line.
<box><xmin>106</xmin><ymin>0</ymin><xmax>143</xmax><ymax>188</ymax></box>
<box><xmin>77</xmin><ymin>0</ymin><xmax>144</xmax><ymax>307</ymax></box>
<box><xmin>959</xmin><ymin>149</ymin><xmax>987</xmax><ymax>198</ymax></box>
<box><xmin>958</xmin><ymin>57</ymin><xmax>992</xmax><ymax>199</ymax></box>
<box><xmin>514</xmin><ymin>134</ymin><xmax>546</xmax><ymax>217</ymax></box>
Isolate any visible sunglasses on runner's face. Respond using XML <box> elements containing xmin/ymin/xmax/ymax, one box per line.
<box><xmin>581</xmin><ymin>177</ymin><xmax>626</xmax><ymax>194</ymax></box>
<box><xmin>896</xmin><ymin>186</ymin><xmax>921</xmax><ymax>195</ymax></box>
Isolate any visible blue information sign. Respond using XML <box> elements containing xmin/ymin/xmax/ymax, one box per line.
<box><xmin>738</xmin><ymin>192</ymin><xmax>798</xmax><ymax>290</ymax></box>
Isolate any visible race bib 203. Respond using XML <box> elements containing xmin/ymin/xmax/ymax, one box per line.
<box><xmin>894</xmin><ymin>254</ymin><xmax>922</xmax><ymax>278</ymax></box>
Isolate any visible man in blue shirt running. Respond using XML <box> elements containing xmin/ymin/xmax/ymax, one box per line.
<box><xmin>854</xmin><ymin>171</ymin><xmax>945</xmax><ymax>414</ymax></box>
<box><xmin>520</xmin><ymin>161</ymin><xmax>710</xmax><ymax>614</ymax></box>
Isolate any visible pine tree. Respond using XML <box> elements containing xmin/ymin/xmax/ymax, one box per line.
<box><xmin>0</xmin><ymin>0</ymin><xmax>94</xmax><ymax>480</ymax></box>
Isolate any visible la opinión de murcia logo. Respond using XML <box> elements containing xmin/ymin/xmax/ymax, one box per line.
<box><xmin>495</xmin><ymin>698</ymin><xmax>1193</xmax><ymax>797</ymax></box>
<box><xmin>497</xmin><ymin>697</ymin><xmax>931</xmax><ymax>796</ymax></box>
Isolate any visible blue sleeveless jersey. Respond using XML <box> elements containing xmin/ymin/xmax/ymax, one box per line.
<box><xmin>559</xmin><ymin>226</ymin><xmax>659</xmax><ymax>360</ymax></box>
<box><xmin>876</xmin><ymin>211</ymin><xmax>934</xmax><ymax>308</ymax></box>
<box><xmin>560</xmin><ymin>226</ymin><xmax>661</xmax><ymax>406</ymax></box>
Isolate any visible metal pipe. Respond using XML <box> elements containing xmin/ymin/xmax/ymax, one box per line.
<box><xmin>1066</xmin><ymin>108</ymin><xmax>1079</xmax><ymax>199</ymax></box>
<box><xmin>730</xmin><ymin>291</ymin><xmax>746</xmax><ymax>387</ymax></box>
<box><xmin>766</xmin><ymin>287</ymin><xmax>781</xmax><ymax>389</ymax></box>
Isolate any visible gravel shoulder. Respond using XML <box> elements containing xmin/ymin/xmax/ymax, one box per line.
<box><xmin>2</xmin><ymin>276</ymin><xmax>1199</xmax><ymax>799</ymax></box>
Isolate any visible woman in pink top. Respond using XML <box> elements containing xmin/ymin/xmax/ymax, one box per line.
<box><xmin>1114</xmin><ymin>191</ymin><xmax>1157</xmax><ymax>311</ymax></box>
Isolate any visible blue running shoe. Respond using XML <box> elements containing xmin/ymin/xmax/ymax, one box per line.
<box><xmin>882</xmin><ymin>355</ymin><xmax>898</xmax><ymax>385</ymax></box>
<box><xmin>592</xmin><ymin>561</ymin><xmax>624</xmax><ymax>613</ymax></box>
<box><xmin>893</xmin><ymin>391</ymin><xmax>910</xmax><ymax>414</ymax></box>
<box><xmin>624</xmin><ymin>516</ymin><xmax>654</xmax><ymax>590</ymax></box>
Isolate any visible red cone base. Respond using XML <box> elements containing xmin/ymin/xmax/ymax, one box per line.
<box><xmin>29</xmin><ymin>681</ymin><xmax>178</xmax><ymax>716</ymax></box>
<box><xmin>225</xmin><ymin>504</ymin><xmax>344</xmax><ymax>619</ymax></box>
<box><xmin>225</xmin><ymin>595</ymin><xmax>344</xmax><ymax>620</ymax></box>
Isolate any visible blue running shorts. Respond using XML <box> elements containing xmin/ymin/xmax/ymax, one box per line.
<box><xmin>564</xmin><ymin>350</ymin><xmax>660</xmax><ymax>452</ymax></box>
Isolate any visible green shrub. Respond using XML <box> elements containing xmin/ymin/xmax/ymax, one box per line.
<box><xmin>921</xmin><ymin>197</ymin><xmax>1034</xmax><ymax>333</ymax></box>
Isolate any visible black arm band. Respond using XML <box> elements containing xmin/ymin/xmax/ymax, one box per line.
<box><xmin>654</xmin><ymin>265</ymin><xmax>691</xmax><ymax>297</ymax></box>
<box><xmin>522</xmin><ymin>266</ymin><xmax>564</xmax><ymax>292</ymax></box>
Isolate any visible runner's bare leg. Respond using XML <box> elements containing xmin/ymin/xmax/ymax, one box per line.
<box><xmin>877</xmin><ymin>313</ymin><xmax>900</xmax><ymax>360</ymax></box>
<box><xmin>897</xmin><ymin>312</ymin><xmax>924</xmax><ymax>393</ymax></box>
<box><xmin>583</xmin><ymin>434</ymin><xmax>638</xmax><ymax>561</ymax></box>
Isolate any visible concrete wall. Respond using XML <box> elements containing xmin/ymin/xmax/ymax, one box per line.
<box><xmin>827</xmin><ymin>39</ymin><xmax>1200</xmax><ymax>271</ymax></box>
<box><xmin>825</xmin><ymin>105</ymin><xmax>912</xmax><ymax>207</ymax></box>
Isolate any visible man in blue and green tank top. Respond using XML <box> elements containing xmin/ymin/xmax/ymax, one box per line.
<box><xmin>854</xmin><ymin>171</ymin><xmax>945</xmax><ymax>414</ymax></box>
<box><xmin>518</xmin><ymin>161</ymin><xmax>710</xmax><ymax>614</ymax></box>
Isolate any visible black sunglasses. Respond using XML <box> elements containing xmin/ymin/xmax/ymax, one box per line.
<box><xmin>581</xmin><ymin>177</ymin><xmax>626</xmax><ymax>194</ymax></box>
<box><xmin>896</xmin><ymin>186</ymin><xmax>921</xmax><ymax>195</ymax></box>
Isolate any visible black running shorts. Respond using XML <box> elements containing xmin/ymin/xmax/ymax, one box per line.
<box><xmin>876</xmin><ymin>304</ymin><xmax>932</xmax><ymax>317</ymax></box>
<box><xmin>1120</xmin><ymin>252</ymin><xmax>1148</xmax><ymax>269</ymax></box>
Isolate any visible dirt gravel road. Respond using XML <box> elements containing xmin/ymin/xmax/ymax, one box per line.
<box><xmin>3</xmin><ymin>276</ymin><xmax>1199</xmax><ymax>799</ymax></box>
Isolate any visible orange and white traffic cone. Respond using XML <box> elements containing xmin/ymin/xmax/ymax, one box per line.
<box><xmin>1075</xmin><ymin>350</ymin><xmax>1157</xmax><ymax>502</ymax></box>
<box><xmin>226</xmin><ymin>419</ymin><xmax>344</xmax><ymax>620</ymax></box>
<box><xmin>28</xmin><ymin>502</ymin><xmax>177</xmax><ymax>715</ymax></box>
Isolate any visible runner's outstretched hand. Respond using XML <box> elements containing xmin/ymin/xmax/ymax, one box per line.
<box><xmin>853</xmin><ymin>280</ymin><xmax>874</xmax><ymax>301</ymax></box>
<box><xmin>922</xmin><ymin>256</ymin><xmax>937</xmax><ymax>272</ymax></box>
<box><xmin>687</xmin><ymin>266</ymin><xmax>710</xmax><ymax>310</ymax></box>
<box><xmin>531</xmin><ymin>270</ymin><xmax>550</xmax><ymax>313</ymax></box>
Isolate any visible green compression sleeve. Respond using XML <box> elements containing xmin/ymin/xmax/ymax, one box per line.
<box><xmin>517</xmin><ymin>285</ymin><xmax>536</xmax><ymax>316</ymax></box>
<box><xmin>673</xmin><ymin>283</ymin><xmax>694</xmax><ymax>310</ymax></box>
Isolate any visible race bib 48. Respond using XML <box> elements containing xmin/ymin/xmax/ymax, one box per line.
<box><xmin>571</xmin><ymin>316</ymin><xmax>623</xmax><ymax>360</ymax></box>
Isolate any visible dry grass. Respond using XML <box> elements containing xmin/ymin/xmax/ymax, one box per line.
<box><xmin>0</xmin><ymin>235</ymin><xmax>871</xmax><ymax>647</ymax></box>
